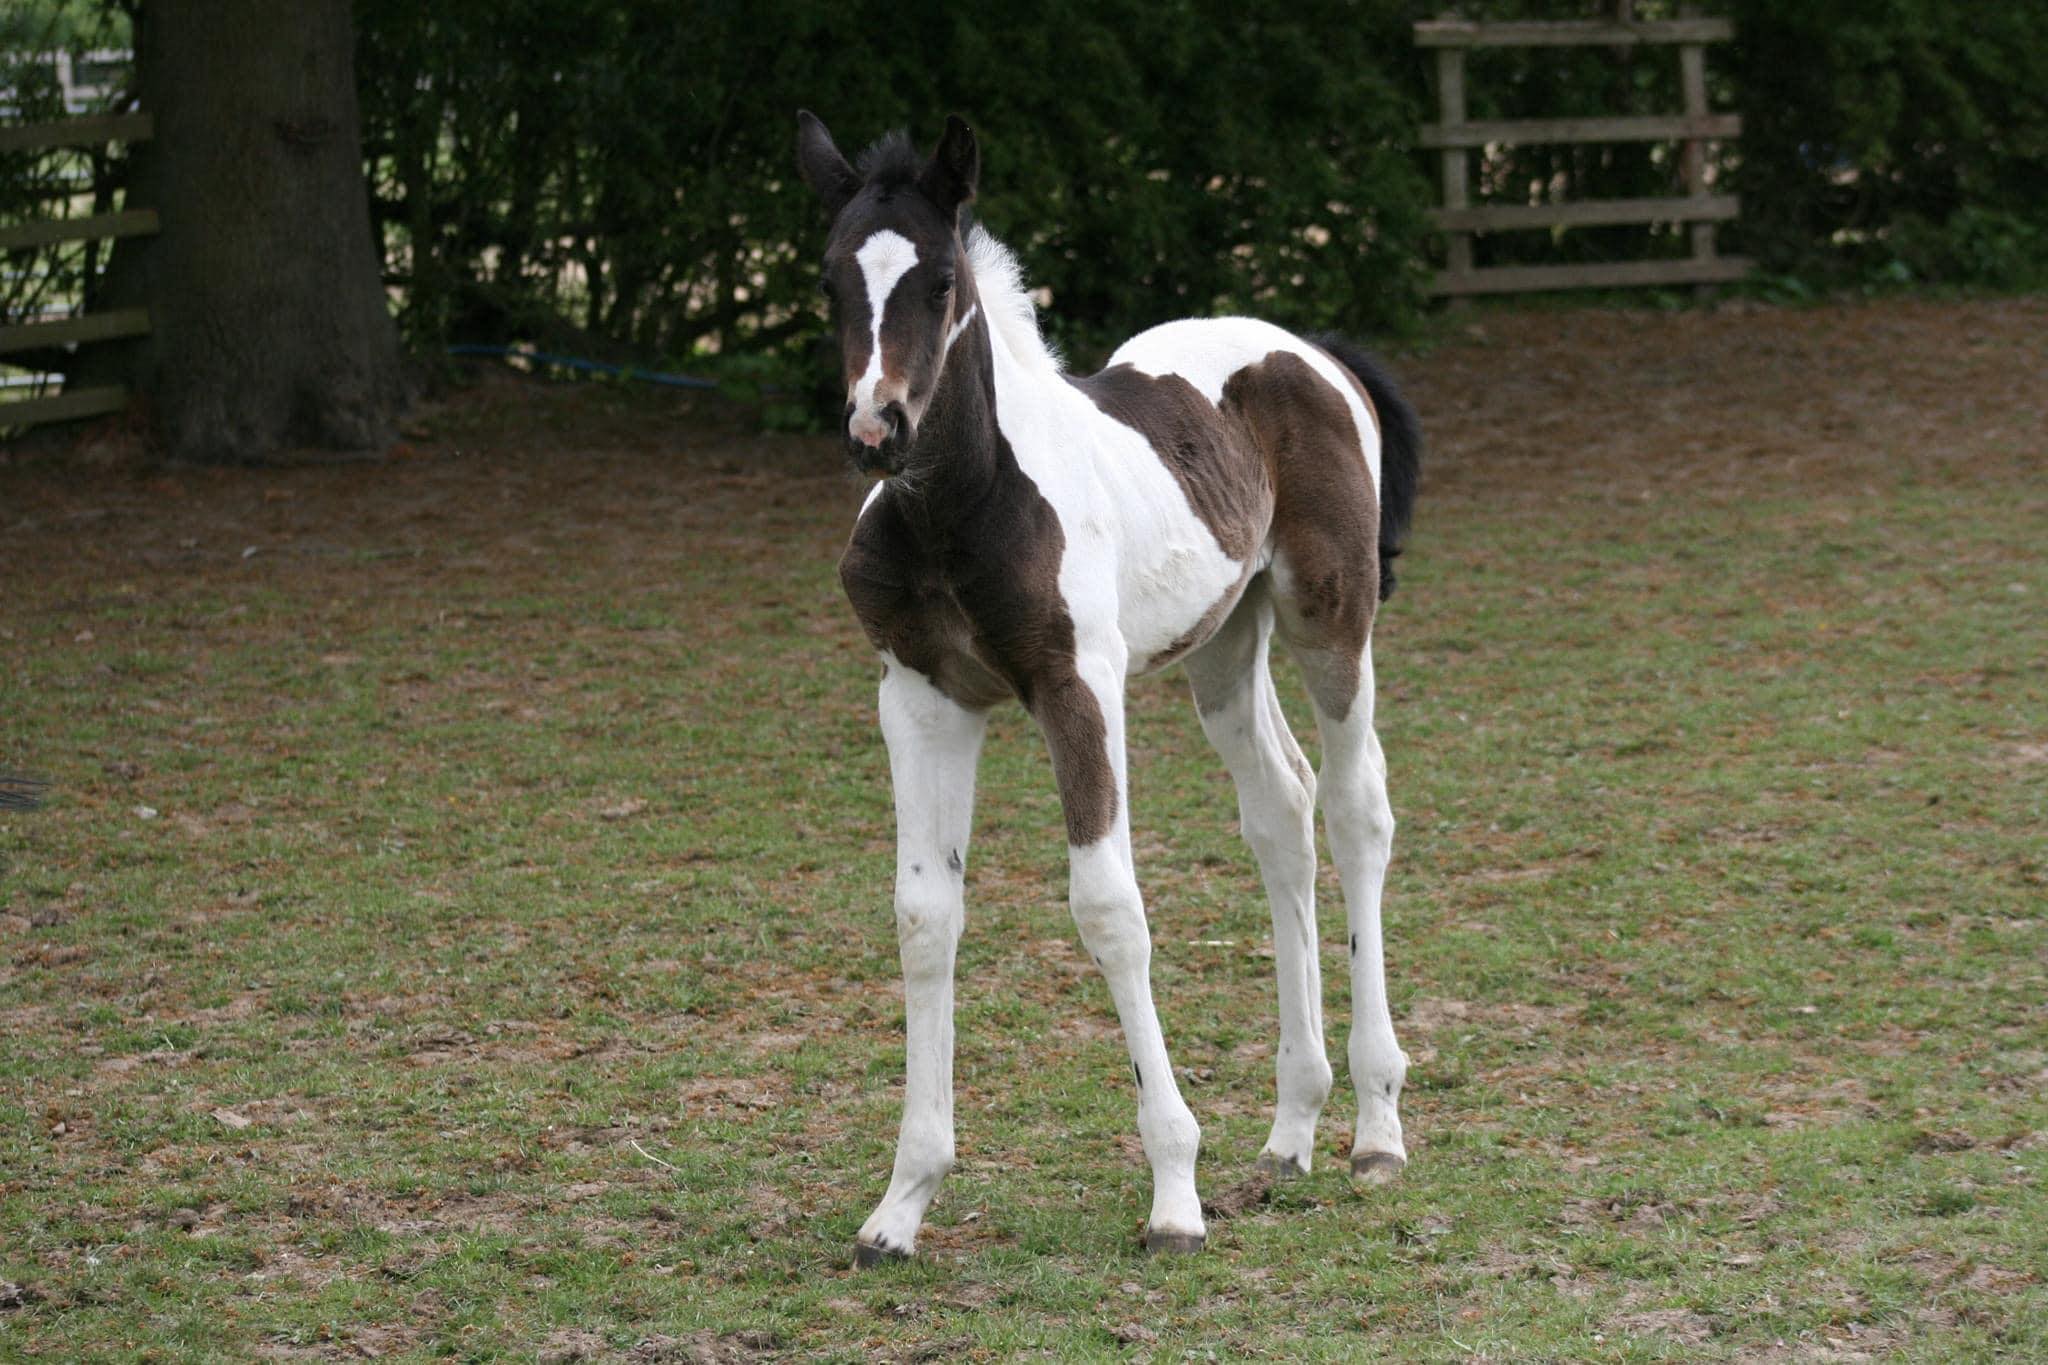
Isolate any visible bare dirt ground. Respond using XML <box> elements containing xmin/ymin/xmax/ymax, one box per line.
<box><xmin>7</xmin><ymin>292</ymin><xmax>2040</xmax><ymax>570</ymax></box>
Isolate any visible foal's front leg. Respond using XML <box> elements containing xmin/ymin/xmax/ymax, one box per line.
<box><xmin>855</xmin><ymin>658</ymin><xmax>989</xmax><ymax>1265</ymax></box>
<box><xmin>1038</xmin><ymin>651</ymin><xmax>1207</xmax><ymax>1253</ymax></box>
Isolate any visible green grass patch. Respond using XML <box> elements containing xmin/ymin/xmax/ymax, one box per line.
<box><xmin>2</xmin><ymin>300</ymin><xmax>2044</xmax><ymax>1358</ymax></box>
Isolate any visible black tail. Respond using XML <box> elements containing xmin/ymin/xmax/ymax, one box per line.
<box><xmin>0</xmin><ymin>773</ymin><xmax>51</xmax><ymax>812</ymax></box>
<box><xmin>1312</xmin><ymin>335</ymin><xmax>1422</xmax><ymax>601</ymax></box>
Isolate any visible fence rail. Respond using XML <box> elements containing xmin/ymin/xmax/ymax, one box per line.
<box><xmin>1414</xmin><ymin>18</ymin><xmax>1734</xmax><ymax>47</ymax></box>
<box><xmin>1418</xmin><ymin>5</ymin><xmax>1750</xmax><ymax>299</ymax></box>
<box><xmin>1429</xmin><ymin>193</ymin><xmax>1738</xmax><ymax>233</ymax></box>
<box><xmin>0</xmin><ymin>207</ymin><xmax>158</xmax><ymax>251</ymax></box>
<box><xmin>1432</xmin><ymin>255</ymin><xmax>1751</xmax><ymax>297</ymax></box>
<box><xmin>1417</xmin><ymin>113</ymin><xmax>1740</xmax><ymax>149</ymax></box>
<box><xmin>0</xmin><ymin>110</ymin><xmax>151</xmax><ymax>154</ymax></box>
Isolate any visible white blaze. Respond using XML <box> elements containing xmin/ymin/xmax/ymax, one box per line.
<box><xmin>851</xmin><ymin>229</ymin><xmax>920</xmax><ymax>426</ymax></box>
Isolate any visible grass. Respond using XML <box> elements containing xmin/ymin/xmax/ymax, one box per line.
<box><xmin>2</xmin><ymin>293</ymin><xmax>2045</xmax><ymax>1360</ymax></box>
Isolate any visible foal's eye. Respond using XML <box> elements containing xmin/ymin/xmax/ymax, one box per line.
<box><xmin>817</xmin><ymin>277</ymin><xmax>837</xmax><ymax>304</ymax></box>
<box><xmin>931</xmin><ymin>276</ymin><xmax>954</xmax><ymax>306</ymax></box>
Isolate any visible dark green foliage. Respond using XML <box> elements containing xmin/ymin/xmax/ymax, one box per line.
<box><xmin>346</xmin><ymin>0</ymin><xmax>2048</xmax><ymax>395</ymax></box>
<box><xmin>1722</xmin><ymin>0</ymin><xmax>2048</xmax><ymax>288</ymax></box>
<box><xmin>25</xmin><ymin>0</ymin><xmax>2036</xmax><ymax>405</ymax></box>
<box><xmin>935</xmin><ymin>0</ymin><xmax>1435</xmax><ymax>361</ymax></box>
<box><xmin>351</xmin><ymin>0</ymin><xmax>1434</xmax><ymax>376</ymax></box>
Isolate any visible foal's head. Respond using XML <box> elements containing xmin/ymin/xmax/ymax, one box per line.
<box><xmin>797</xmin><ymin>112</ymin><xmax>979</xmax><ymax>477</ymax></box>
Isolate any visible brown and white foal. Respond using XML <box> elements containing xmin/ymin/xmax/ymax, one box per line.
<box><xmin>797</xmin><ymin>112</ymin><xmax>1423</xmax><ymax>1262</ymax></box>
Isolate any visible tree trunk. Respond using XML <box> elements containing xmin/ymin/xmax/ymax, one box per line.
<box><xmin>88</xmin><ymin>0</ymin><xmax>408</xmax><ymax>464</ymax></box>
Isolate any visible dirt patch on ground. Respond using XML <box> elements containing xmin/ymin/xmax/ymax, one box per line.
<box><xmin>6</xmin><ymin>296</ymin><xmax>2043</xmax><ymax>589</ymax></box>
<box><xmin>1416</xmin><ymin>295</ymin><xmax>2046</xmax><ymax>504</ymax></box>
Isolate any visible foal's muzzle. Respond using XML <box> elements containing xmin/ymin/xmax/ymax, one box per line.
<box><xmin>846</xmin><ymin>401</ymin><xmax>913</xmax><ymax>475</ymax></box>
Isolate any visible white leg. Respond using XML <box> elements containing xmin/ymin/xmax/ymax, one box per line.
<box><xmin>1040</xmin><ymin>652</ymin><xmax>1206</xmax><ymax>1252</ymax></box>
<box><xmin>1185</xmin><ymin>599</ymin><xmax>1332</xmax><ymax>1175</ymax></box>
<box><xmin>855</xmin><ymin>657</ymin><xmax>988</xmax><ymax>1264</ymax></box>
<box><xmin>1313</xmin><ymin>645</ymin><xmax>1408</xmax><ymax>1180</ymax></box>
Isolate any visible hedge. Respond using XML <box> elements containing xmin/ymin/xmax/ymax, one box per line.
<box><xmin>18</xmin><ymin>2</ymin><xmax>2044</xmax><ymax>391</ymax></box>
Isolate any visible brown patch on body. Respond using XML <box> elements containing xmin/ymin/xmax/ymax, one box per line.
<box><xmin>1067</xmin><ymin>365</ymin><xmax>1272</xmax><ymax>561</ymax></box>
<box><xmin>1220</xmin><ymin>350</ymin><xmax>1380</xmax><ymax>718</ymax></box>
<box><xmin>1066</xmin><ymin>364</ymin><xmax>1277</xmax><ymax>673</ymax></box>
<box><xmin>1068</xmin><ymin>351</ymin><xmax>1382</xmax><ymax>708</ymax></box>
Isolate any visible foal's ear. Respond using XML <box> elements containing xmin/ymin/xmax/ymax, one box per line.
<box><xmin>920</xmin><ymin>114</ymin><xmax>979</xmax><ymax>218</ymax></box>
<box><xmin>796</xmin><ymin>109</ymin><xmax>860</xmax><ymax>217</ymax></box>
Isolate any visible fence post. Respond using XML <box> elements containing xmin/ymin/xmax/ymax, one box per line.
<box><xmin>1435</xmin><ymin>40</ymin><xmax>1472</xmax><ymax>306</ymax></box>
<box><xmin>1677</xmin><ymin>6</ymin><xmax>1717</xmax><ymax>300</ymax></box>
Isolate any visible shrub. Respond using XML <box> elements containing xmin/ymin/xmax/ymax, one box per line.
<box><xmin>1721</xmin><ymin>0</ymin><xmax>2048</xmax><ymax>285</ymax></box>
<box><xmin>351</xmin><ymin>0</ymin><xmax>1436</xmax><ymax>380</ymax></box>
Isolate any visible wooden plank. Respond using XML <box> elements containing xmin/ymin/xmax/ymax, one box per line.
<box><xmin>1430</xmin><ymin>255</ymin><xmax>1754</xmax><ymax>296</ymax></box>
<box><xmin>0</xmin><ymin>307</ymin><xmax>151</xmax><ymax>353</ymax></box>
<box><xmin>0</xmin><ymin>111</ymin><xmax>153</xmax><ymax>154</ymax></box>
<box><xmin>1415</xmin><ymin>18</ymin><xmax>1733</xmax><ymax>48</ymax></box>
<box><xmin>1429</xmin><ymin>194</ymin><xmax>1739</xmax><ymax>232</ymax></box>
<box><xmin>1419</xmin><ymin>113</ymin><xmax>1740</xmax><ymax>149</ymax></box>
<box><xmin>0</xmin><ymin>384</ymin><xmax>127</xmax><ymax>427</ymax></box>
<box><xmin>0</xmin><ymin>208</ymin><xmax>159</xmax><ymax>250</ymax></box>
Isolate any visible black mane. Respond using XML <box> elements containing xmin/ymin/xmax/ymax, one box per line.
<box><xmin>855</xmin><ymin>130</ymin><xmax>922</xmax><ymax>195</ymax></box>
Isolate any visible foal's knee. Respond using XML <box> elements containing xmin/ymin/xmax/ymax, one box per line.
<box><xmin>893</xmin><ymin>886</ymin><xmax>962</xmax><ymax>982</ymax></box>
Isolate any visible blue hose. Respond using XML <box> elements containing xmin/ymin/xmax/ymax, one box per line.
<box><xmin>446</xmin><ymin>342</ymin><xmax>722</xmax><ymax>391</ymax></box>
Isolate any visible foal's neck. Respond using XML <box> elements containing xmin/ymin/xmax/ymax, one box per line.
<box><xmin>891</xmin><ymin>293</ymin><xmax>1008</xmax><ymax>543</ymax></box>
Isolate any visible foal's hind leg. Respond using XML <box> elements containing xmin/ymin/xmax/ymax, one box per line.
<box><xmin>1295</xmin><ymin>641</ymin><xmax>1408</xmax><ymax>1181</ymax></box>
<box><xmin>1184</xmin><ymin>589</ymin><xmax>1333</xmax><ymax>1176</ymax></box>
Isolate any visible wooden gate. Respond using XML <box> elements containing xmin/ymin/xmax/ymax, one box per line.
<box><xmin>0</xmin><ymin>111</ymin><xmax>157</xmax><ymax>429</ymax></box>
<box><xmin>1418</xmin><ymin>6</ymin><xmax>1750</xmax><ymax>297</ymax></box>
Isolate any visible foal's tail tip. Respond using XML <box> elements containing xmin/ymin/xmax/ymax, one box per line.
<box><xmin>1311</xmin><ymin>334</ymin><xmax>1422</xmax><ymax>602</ymax></box>
<box><xmin>0</xmin><ymin>773</ymin><xmax>52</xmax><ymax>812</ymax></box>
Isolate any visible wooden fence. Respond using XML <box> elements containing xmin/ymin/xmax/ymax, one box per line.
<box><xmin>0</xmin><ymin>111</ymin><xmax>156</xmax><ymax>428</ymax></box>
<box><xmin>1418</xmin><ymin>7</ymin><xmax>1751</xmax><ymax>297</ymax></box>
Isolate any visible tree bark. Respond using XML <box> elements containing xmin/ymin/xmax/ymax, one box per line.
<box><xmin>87</xmin><ymin>0</ymin><xmax>408</xmax><ymax>464</ymax></box>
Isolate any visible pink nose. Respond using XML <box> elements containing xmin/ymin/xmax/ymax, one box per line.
<box><xmin>849</xmin><ymin>411</ymin><xmax>890</xmax><ymax>447</ymax></box>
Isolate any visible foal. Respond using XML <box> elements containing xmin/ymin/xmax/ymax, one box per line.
<box><xmin>797</xmin><ymin>112</ymin><xmax>1422</xmax><ymax>1262</ymax></box>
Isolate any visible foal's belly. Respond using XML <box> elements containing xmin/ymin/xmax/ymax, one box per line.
<box><xmin>1118</xmin><ymin>540</ymin><xmax>1262</xmax><ymax>674</ymax></box>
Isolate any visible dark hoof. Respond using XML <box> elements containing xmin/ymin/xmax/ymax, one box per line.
<box><xmin>853</xmin><ymin>1238</ymin><xmax>909</xmax><ymax>1268</ymax></box>
<box><xmin>1142</xmin><ymin>1227</ymin><xmax>1207</xmax><ymax>1256</ymax></box>
<box><xmin>1254</xmin><ymin>1150</ymin><xmax>1310</xmax><ymax>1180</ymax></box>
<box><xmin>1350</xmin><ymin>1151</ymin><xmax>1406</xmax><ymax>1184</ymax></box>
